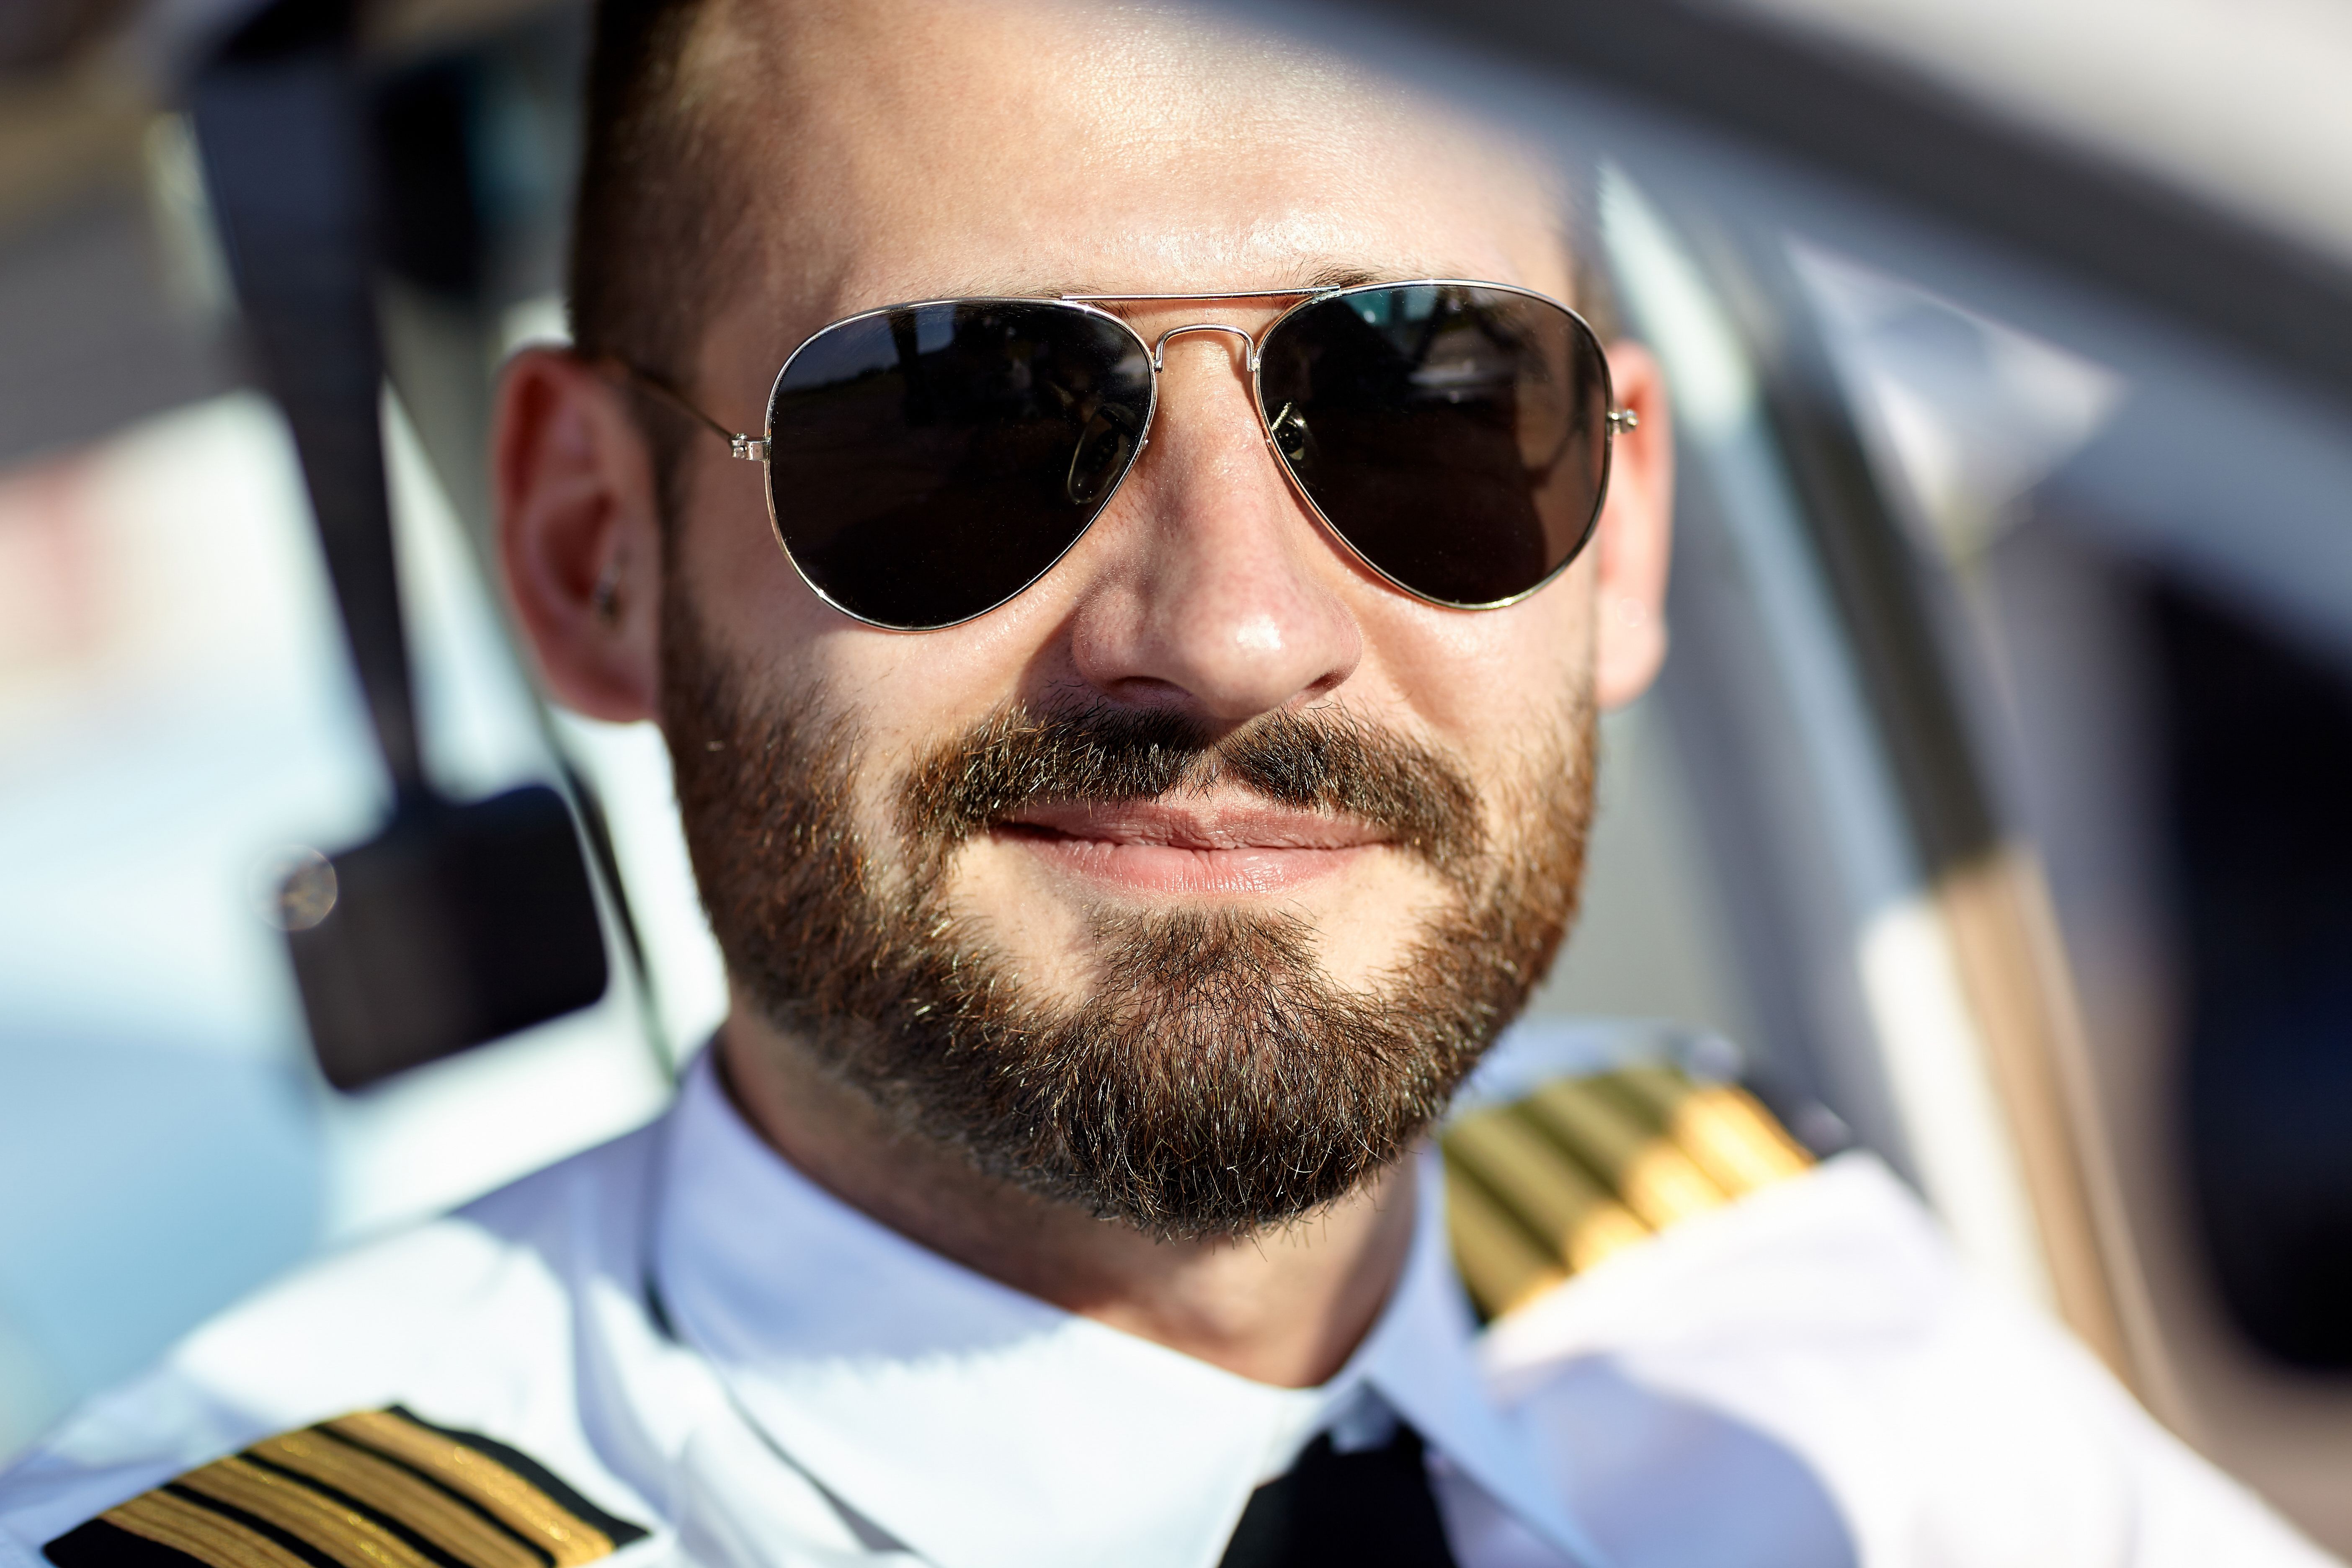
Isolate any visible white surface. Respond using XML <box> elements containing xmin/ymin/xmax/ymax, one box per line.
<box><xmin>1736</xmin><ymin>0</ymin><xmax>2352</xmax><ymax>267</ymax></box>
<box><xmin>1856</xmin><ymin>897</ymin><xmax>2049</xmax><ymax>1311</ymax></box>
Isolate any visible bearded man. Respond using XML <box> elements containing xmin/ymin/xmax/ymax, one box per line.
<box><xmin>0</xmin><ymin>0</ymin><xmax>2333</xmax><ymax>1565</ymax></box>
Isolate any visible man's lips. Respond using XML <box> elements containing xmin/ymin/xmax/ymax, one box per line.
<box><xmin>1004</xmin><ymin>801</ymin><xmax>1389</xmax><ymax>852</ymax></box>
<box><xmin>990</xmin><ymin>801</ymin><xmax>1388</xmax><ymax>896</ymax></box>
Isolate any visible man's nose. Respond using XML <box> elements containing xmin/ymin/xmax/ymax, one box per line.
<box><xmin>1065</xmin><ymin>334</ymin><xmax>1363</xmax><ymax>722</ymax></box>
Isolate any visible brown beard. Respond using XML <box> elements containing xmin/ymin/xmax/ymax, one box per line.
<box><xmin>662</xmin><ymin>597</ymin><xmax>1595</xmax><ymax>1241</ymax></box>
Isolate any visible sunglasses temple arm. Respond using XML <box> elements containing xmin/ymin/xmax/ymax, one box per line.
<box><xmin>603</xmin><ymin>358</ymin><xmax>771</xmax><ymax>460</ymax></box>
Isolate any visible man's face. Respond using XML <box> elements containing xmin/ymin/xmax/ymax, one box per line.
<box><xmin>586</xmin><ymin>0</ymin><xmax>1668</xmax><ymax>1237</ymax></box>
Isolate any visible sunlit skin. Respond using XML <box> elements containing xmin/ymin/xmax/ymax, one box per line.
<box><xmin>496</xmin><ymin>0</ymin><xmax>1673</xmax><ymax>1387</ymax></box>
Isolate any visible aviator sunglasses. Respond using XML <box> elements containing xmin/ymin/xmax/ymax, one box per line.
<box><xmin>626</xmin><ymin>280</ymin><xmax>1636</xmax><ymax>631</ymax></box>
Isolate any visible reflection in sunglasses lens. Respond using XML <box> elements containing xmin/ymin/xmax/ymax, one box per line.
<box><xmin>767</xmin><ymin>302</ymin><xmax>1154</xmax><ymax>629</ymax></box>
<box><xmin>1255</xmin><ymin>285</ymin><xmax>1612</xmax><ymax>608</ymax></box>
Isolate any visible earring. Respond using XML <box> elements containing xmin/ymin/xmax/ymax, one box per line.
<box><xmin>591</xmin><ymin>560</ymin><xmax>622</xmax><ymax>627</ymax></box>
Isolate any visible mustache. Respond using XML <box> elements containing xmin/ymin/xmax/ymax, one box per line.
<box><xmin>898</xmin><ymin>702</ymin><xmax>1485</xmax><ymax>874</ymax></box>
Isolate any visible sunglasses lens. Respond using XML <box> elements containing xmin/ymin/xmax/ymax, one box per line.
<box><xmin>766</xmin><ymin>301</ymin><xmax>1154</xmax><ymax>628</ymax></box>
<box><xmin>1256</xmin><ymin>284</ymin><xmax>1613</xmax><ymax>608</ymax></box>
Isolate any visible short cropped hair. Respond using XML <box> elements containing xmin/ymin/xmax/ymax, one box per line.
<box><xmin>570</xmin><ymin>0</ymin><xmax>753</xmax><ymax>525</ymax></box>
<box><xmin>569</xmin><ymin>0</ymin><xmax>724</xmax><ymax>379</ymax></box>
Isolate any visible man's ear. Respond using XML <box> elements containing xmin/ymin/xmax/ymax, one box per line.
<box><xmin>494</xmin><ymin>348</ymin><xmax>666</xmax><ymax>722</ymax></box>
<box><xmin>1588</xmin><ymin>340</ymin><xmax>1674</xmax><ymax>711</ymax></box>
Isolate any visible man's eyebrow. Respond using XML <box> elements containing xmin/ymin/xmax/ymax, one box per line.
<box><xmin>995</xmin><ymin>263</ymin><xmax>1434</xmax><ymax>301</ymax></box>
<box><xmin>1295</xmin><ymin>263</ymin><xmax>1403</xmax><ymax>291</ymax></box>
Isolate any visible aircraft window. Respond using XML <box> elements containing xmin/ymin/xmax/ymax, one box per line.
<box><xmin>1787</xmin><ymin>230</ymin><xmax>2352</xmax><ymax>1538</ymax></box>
<box><xmin>0</xmin><ymin>391</ymin><xmax>669</xmax><ymax>1452</ymax></box>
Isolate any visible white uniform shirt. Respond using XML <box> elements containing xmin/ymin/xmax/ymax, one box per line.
<box><xmin>0</xmin><ymin>1052</ymin><xmax>2332</xmax><ymax>1568</ymax></box>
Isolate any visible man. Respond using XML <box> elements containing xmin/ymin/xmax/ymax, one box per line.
<box><xmin>0</xmin><ymin>0</ymin><xmax>2333</xmax><ymax>1564</ymax></box>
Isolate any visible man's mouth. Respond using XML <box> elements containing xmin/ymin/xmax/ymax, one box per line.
<box><xmin>991</xmin><ymin>800</ymin><xmax>1389</xmax><ymax>896</ymax></box>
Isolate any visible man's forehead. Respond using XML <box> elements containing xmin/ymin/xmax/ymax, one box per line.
<box><xmin>856</xmin><ymin>263</ymin><xmax>1538</xmax><ymax>311</ymax></box>
<box><xmin>688</xmin><ymin>0</ymin><xmax>1571</xmax><ymax>317</ymax></box>
<box><xmin>701</xmin><ymin>0</ymin><xmax>1429</xmax><ymax>135</ymax></box>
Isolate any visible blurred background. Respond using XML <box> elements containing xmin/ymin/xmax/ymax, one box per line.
<box><xmin>0</xmin><ymin>0</ymin><xmax>2348</xmax><ymax>1549</ymax></box>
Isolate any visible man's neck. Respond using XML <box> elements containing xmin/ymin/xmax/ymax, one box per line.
<box><xmin>716</xmin><ymin>1011</ymin><xmax>1420</xmax><ymax>1388</ymax></box>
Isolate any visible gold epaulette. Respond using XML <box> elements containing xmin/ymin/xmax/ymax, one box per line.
<box><xmin>44</xmin><ymin>1408</ymin><xmax>647</xmax><ymax>1568</ymax></box>
<box><xmin>1443</xmin><ymin>1063</ymin><xmax>1814</xmax><ymax>1320</ymax></box>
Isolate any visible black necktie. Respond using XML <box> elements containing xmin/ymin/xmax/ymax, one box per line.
<box><xmin>1217</xmin><ymin>1422</ymin><xmax>1462</xmax><ymax>1568</ymax></box>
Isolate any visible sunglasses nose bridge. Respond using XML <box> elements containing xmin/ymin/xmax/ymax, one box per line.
<box><xmin>1148</xmin><ymin>321</ymin><xmax>1262</xmax><ymax>374</ymax></box>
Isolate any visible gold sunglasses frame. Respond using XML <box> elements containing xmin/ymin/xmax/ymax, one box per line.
<box><xmin>625</xmin><ymin>279</ymin><xmax>1636</xmax><ymax>632</ymax></box>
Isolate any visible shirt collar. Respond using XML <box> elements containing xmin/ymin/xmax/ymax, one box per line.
<box><xmin>653</xmin><ymin>1051</ymin><xmax>1605</xmax><ymax>1568</ymax></box>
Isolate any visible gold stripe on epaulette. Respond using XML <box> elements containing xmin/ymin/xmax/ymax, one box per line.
<box><xmin>1672</xmin><ymin>1086</ymin><xmax>1813</xmax><ymax>1194</ymax></box>
<box><xmin>1520</xmin><ymin>1078</ymin><xmax>1728</xmax><ymax>1227</ymax></box>
<box><xmin>323</xmin><ymin>1413</ymin><xmax>614</xmax><ymax>1568</ymax></box>
<box><xmin>103</xmin><ymin>1489</ymin><xmax>315</xmax><ymax>1568</ymax></box>
<box><xmin>250</xmin><ymin>1431</ymin><xmax>546</xmax><ymax>1568</ymax></box>
<box><xmin>1443</xmin><ymin>1175</ymin><xmax>1568</xmax><ymax>1318</ymax></box>
<box><xmin>46</xmin><ymin>1411</ymin><xmax>644</xmax><ymax>1568</ymax></box>
<box><xmin>173</xmin><ymin>1455</ymin><xmax>437</xmax><ymax>1568</ymax></box>
<box><xmin>1444</xmin><ymin>1107</ymin><xmax>1649</xmax><ymax>1272</ymax></box>
<box><xmin>1444</xmin><ymin>1063</ymin><xmax>1815</xmax><ymax>1321</ymax></box>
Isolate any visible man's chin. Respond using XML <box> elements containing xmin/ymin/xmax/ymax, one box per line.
<box><xmin>952</xmin><ymin>832</ymin><xmax>1451</xmax><ymax>996</ymax></box>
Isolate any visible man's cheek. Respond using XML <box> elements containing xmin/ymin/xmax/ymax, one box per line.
<box><xmin>1269</xmin><ymin>864</ymin><xmax>1448</xmax><ymax>996</ymax></box>
<box><xmin>930</xmin><ymin>836</ymin><xmax>1106</xmax><ymax>1001</ymax></box>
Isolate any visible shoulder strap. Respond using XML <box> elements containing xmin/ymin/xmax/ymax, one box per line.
<box><xmin>1443</xmin><ymin>1062</ymin><xmax>1815</xmax><ymax>1318</ymax></box>
<box><xmin>42</xmin><ymin>1408</ymin><xmax>648</xmax><ymax>1568</ymax></box>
